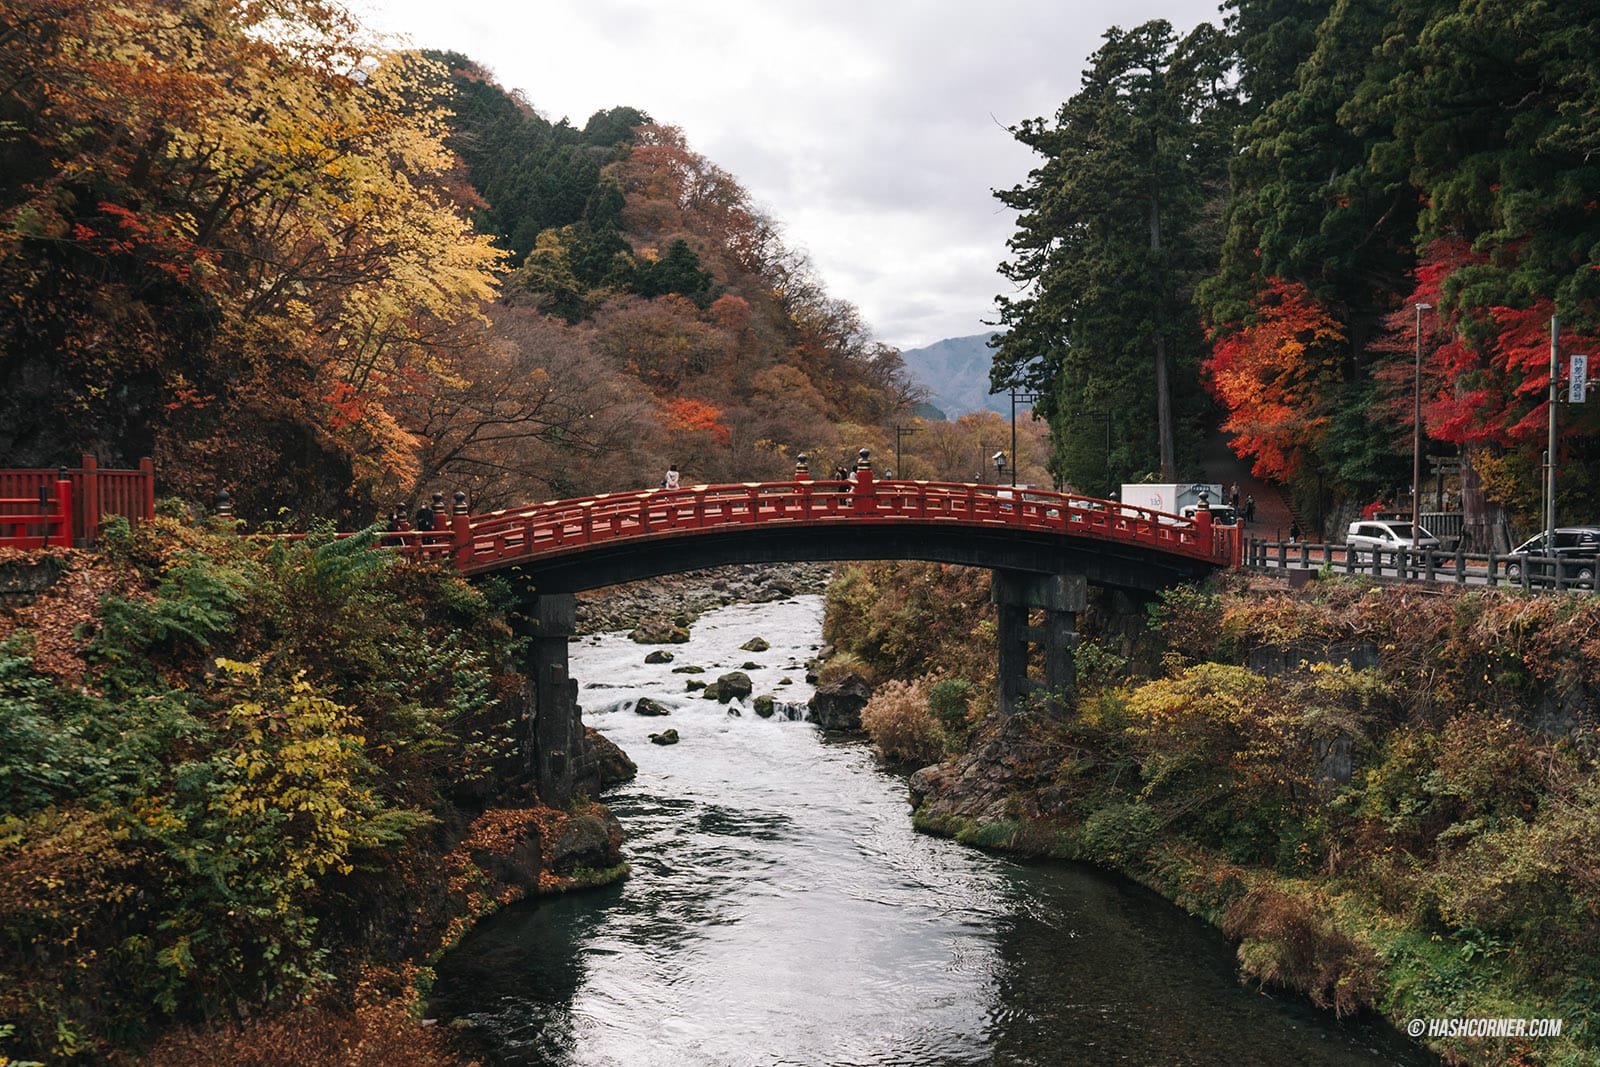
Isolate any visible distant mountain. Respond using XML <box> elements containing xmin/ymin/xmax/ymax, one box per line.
<box><xmin>899</xmin><ymin>334</ymin><xmax>1009</xmax><ymax>419</ymax></box>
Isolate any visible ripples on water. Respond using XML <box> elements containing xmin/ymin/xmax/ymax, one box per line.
<box><xmin>429</xmin><ymin>595</ymin><xmax>1433</xmax><ymax>1067</ymax></box>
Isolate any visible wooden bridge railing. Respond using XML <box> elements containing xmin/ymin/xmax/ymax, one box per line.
<box><xmin>0</xmin><ymin>455</ymin><xmax>155</xmax><ymax>547</ymax></box>
<box><xmin>0</xmin><ymin>471</ymin><xmax>73</xmax><ymax>549</ymax></box>
<box><xmin>439</xmin><ymin>470</ymin><xmax>1239</xmax><ymax>576</ymax></box>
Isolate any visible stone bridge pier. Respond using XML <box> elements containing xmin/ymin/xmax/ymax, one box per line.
<box><xmin>514</xmin><ymin>591</ymin><xmax>579</xmax><ymax>808</ymax></box>
<box><xmin>991</xmin><ymin>570</ymin><xmax>1085</xmax><ymax>715</ymax></box>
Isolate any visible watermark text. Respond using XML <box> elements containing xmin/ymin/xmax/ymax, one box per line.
<box><xmin>1406</xmin><ymin>1017</ymin><xmax>1563</xmax><ymax>1040</ymax></box>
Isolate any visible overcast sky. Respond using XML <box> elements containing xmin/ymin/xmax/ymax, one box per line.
<box><xmin>352</xmin><ymin>0</ymin><xmax>1224</xmax><ymax>351</ymax></box>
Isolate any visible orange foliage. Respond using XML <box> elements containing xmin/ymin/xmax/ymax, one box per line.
<box><xmin>660</xmin><ymin>396</ymin><xmax>731</xmax><ymax>444</ymax></box>
<box><xmin>1204</xmin><ymin>278</ymin><xmax>1346</xmax><ymax>480</ymax></box>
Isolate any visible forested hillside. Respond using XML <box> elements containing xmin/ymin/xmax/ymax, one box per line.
<box><xmin>0</xmin><ymin>0</ymin><xmax>922</xmax><ymax>522</ymax></box>
<box><xmin>992</xmin><ymin>1</ymin><xmax>1600</xmax><ymax>547</ymax></box>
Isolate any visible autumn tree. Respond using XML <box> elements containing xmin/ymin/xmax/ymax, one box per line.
<box><xmin>0</xmin><ymin>0</ymin><xmax>503</xmax><ymax>519</ymax></box>
<box><xmin>1205</xmin><ymin>278</ymin><xmax>1346</xmax><ymax>483</ymax></box>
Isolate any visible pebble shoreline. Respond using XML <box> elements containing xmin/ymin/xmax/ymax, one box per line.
<box><xmin>573</xmin><ymin>562</ymin><xmax>835</xmax><ymax>635</ymax></box>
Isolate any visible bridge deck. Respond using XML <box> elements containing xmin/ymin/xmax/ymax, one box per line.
<box><xmin>394</xmin><ymin>479</ymin><xmax>1238</xmax><ymax>579</ymax></box>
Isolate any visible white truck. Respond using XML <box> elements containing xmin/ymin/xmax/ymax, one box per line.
<box><xmin>1119</xmin><ymin>482</ymin><xmax>1236</xmax><ymax>524</ymax></box>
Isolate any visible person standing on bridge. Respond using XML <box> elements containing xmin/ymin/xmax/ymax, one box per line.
<box><xmin>663</xmin><ymin>464</ymin><xmax>680</xmax><ymax>490</ymax></box>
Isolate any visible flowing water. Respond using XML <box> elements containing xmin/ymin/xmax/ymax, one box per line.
<box><xmin>429</xmin><ymin>594</ymin><xmax>1433</xmax><ymax>1066</ymax></box>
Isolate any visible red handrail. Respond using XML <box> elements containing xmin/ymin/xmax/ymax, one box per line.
<box><xmin>445</xmin><ymin>480</ymin><xmax>1237</xmax><ymax>575</ymax></box>
<box><xmin>0</xmin><ymin>456</ymin><xmax>153</xmax><ymax>544</ymax></box>
<box><xmin>0</xmin><ymin>476</ymin><xmax>72</xmax><ymax>549</ymax></box>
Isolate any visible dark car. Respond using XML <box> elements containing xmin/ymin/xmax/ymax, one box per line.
<box><xmin>1505</xmin><ymin>527</ymin><xmax>1600</xmax><ymax>585</ymax></box>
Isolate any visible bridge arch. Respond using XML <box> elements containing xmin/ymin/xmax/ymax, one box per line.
<box><xmin>430</xmin><ymin>471</ymin><xmax>1236</xmax><ymax>805</ymax></box>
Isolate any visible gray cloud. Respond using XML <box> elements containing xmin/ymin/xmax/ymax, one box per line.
<box><xmin>354</xmin><ymin>0</ymin><xmax>1222</xmax><ymax>349</ymax></box>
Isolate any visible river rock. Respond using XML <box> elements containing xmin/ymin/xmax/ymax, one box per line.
<box><xmin>634</xmin><ymin>697</ymin><xmax>671</xmax><ymax>716</ymax></box>
<box><xmin>753</xmin><ymin>694</ymin><xmax>776</xmax><ymax>718</ymax></box>
<box><xmin>644</xmin><ymin>650</ymin><xmax>675</xmax><ymax>664</ymax></box>
<box><xmin>671</xmin><ymin>665</ymin><xmax>705</xmax><ymax>674</ymax></box>
<box><xmin>649</xmin><ymin>729</ymin><xmax>680</xmax><ymax>745</ymax></box>
<box><xmin>571</xmin><ymin>726</ymin><xmax>637</xmax><ymax>796</ymax></box>
<box><xmin>544</xmin><ymin>806</ymin><xmax>626</xmax><ymax>874</ymax></box>
<box><xmin>629</xmin><ymin>616</ymin><xmax>690</xmax><ymax>644</ymax></box>
<box><xmin>807</xmin><ymin>672</ymin><xmax>871</xmax><ymax>731</ymax></box>
<box><xmin>715</xmin><ymin>671</ymin><xmax>753</xmax><ymax>703</ymax></box>
<box><xmin>740</xmin><ymin>636</ymin><xmax>770</xmax><ymax>652</ymax></box>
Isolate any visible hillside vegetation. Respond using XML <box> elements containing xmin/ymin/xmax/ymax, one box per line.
<box><xmin>0</xmin><ymin>517</ymin><xmax>633</xmax><ymax>1064</ymax></box>
<box><xmin>0</xmin><ymin>0</ymin><xmax>922</xmax><ymax>524</ymax></box>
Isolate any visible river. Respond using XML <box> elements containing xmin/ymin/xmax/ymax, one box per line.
<box><xmin>428</xmin><ymin>594</ymin><xmax>1433</xmax><ymax>1066</ymax></box>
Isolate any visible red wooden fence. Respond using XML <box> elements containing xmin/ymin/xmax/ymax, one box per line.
<box><xmin>0</xmin><ymin>455</ymin><xmax>155</xmax><ymax>547</ymax></box>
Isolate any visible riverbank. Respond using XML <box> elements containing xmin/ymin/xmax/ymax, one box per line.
<box><xmin>572</xmin><ymin>561</ymin><xmax>833</xmax><ymax>634</ymax></box>
<box><xmin>828</xmin><ymin>562</ymin><xmax>1599</xmax><ymax>1067</ymax></box>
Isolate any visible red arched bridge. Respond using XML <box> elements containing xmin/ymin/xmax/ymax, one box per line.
<box><xmin>395</xmin><ymin>467</ymin><xmax>1240</xmax><ymax>594</ymax></box>
<box><xmin>398</xmin><ymin>464</ymin><xmax>1241</xmax><ymax>807</ymax></box>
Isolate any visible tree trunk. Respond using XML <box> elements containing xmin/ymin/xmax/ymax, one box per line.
<box><xmin>1150</xmin><ymin>178</ymin><xmax>1175</xmax><ymax>478</ymax></box>
<box><xmin>1459</xmin><ymin>443</ymin><xmax>1509</xmax><ymax>551</ymax></box>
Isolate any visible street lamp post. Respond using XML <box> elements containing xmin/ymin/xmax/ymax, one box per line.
<box><xmin>1009</xmin><ymin>388</ymin><xmax>1041</xmax><ymax>488</ymax></box>
<box><xmin>894</xmin><ymin>424</ymin><xmax>919</xmax><ymax>479</ymax></box>
<box><xmin>1412</xmin><ymin>302</ymin><xmax>1431</xmax><ymax>550</ymax></box>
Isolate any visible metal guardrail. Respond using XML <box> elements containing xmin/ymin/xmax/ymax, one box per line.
<box><xmin>1244</xmin><ymin>537</ymin><xmax>1597</xmax><ymax>592</ymax></box>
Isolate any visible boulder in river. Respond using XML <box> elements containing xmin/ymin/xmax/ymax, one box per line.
<box><xmin>740</xmin><ymin>636</ymin><xmax>770</xmax><ymax>652</ymax></box>
<box><xmin>715</xmin><ymin>671</ymin><xmax>753</xmax><ymax>703</ymax></box>
<box><xmin>753</xmin><ymin>694</ymin><xmax>776</xmax><ymax>718</ymax></box>
<box><xmin>634</xmin><ymin>697</ymin><xmax>671</xmax><ymax>716</ymax></box>
<box><xmin>649</xmin><ymin>729</ymin><xmax>680</xmax><ymax>745</ymax></box>
<box><xmin>644</xmin><ymin>650</ymin><xmax>675</xmax><ymax>664</ymax></box>
<box><xmin>807</xmin><ymin>672</ymin><xmax>872</xmax><ymax>732</ymax></box>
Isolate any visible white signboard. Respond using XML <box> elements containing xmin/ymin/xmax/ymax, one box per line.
<box><xmin>1572</xmin><ymin>354</ymin><xmax>1589</xmax><ymax>404</ymax></box>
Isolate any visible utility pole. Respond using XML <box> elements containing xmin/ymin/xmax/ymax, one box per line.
<box><xmin>1412</xmin><ymin>302</ymin><xmax>1430</xmax><ymax>550</ymax></box>
<box><xmin>1547</xmin><ymin>315</ymin><xmax>1559</xmax><ymax>553</ymax></box>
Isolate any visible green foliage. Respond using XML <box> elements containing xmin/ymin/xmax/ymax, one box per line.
<box><xmin>0</xmin><ymin>637</ymin><xmax>83</xmax><ymax>814</ymax></box>
<box><xmin>0</xmin><ymin>519</ymin><xmax>523</xmax><ymax>1059</ymax></box>
<box><xmin>927</xmin><ymin>678</ymin><xmax>975</xmax><ymax>736</ymax></box>
<box><xmin>90</xmin><ymin>550</ymin><xmax>252</xmax><ymax>687</ymax></box>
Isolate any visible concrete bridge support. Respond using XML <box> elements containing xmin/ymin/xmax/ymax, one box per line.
<box><xmin>992</xmin><ymin>570</ymin><xmax>1086</xmax><ymax>715</ymax></box>
<box><xmin>515</xmin><ymin>592</ymin><xmax>579</xmax><ymax>808</ymax></box>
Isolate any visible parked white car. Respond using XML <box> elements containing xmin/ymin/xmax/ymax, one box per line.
<box><xmin>1345</xmin><ymin>519</ymin><xmax>1440</xmax><ymax>559</ymax></box>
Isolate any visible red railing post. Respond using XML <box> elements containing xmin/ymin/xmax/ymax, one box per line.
<box><xmin>51</xmin><ymin>469</ymin><xmax>73</xmax><ymax>548</ymax></box>
<box><xmin>852</xmin><ymin>448</ymin><xmax>875</xmax><ymax>515</ymax></box>
<box><xmin>138</xmin><ymin>457</ymin><xmax>155</xmax><ymax>522</ymax></box>
<box><xmin>452</xmin><ymin>490</ymin><xmax>472</xmax><ymax>566</ymax></box>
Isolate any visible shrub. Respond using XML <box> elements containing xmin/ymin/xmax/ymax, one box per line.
<box><xmin>860</xmin><ymin>677</ymin><xmax>943</xmax><ymax>765</ymax></box>
<box><xmin>927</xmin><ymin>677</ymin><xmax>973</xmax><ymax>736</ymax></box>
<box><xmin>1222</xmin><ymin>886</ymin><xmax>1382</xmax><ymax>1018</ymax></box>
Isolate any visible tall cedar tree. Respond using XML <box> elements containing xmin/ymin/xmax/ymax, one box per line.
<box><xmin>992</xmin><ymin>21</ymin><xmax>1237</xmax><ymax>493</ymax></box>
